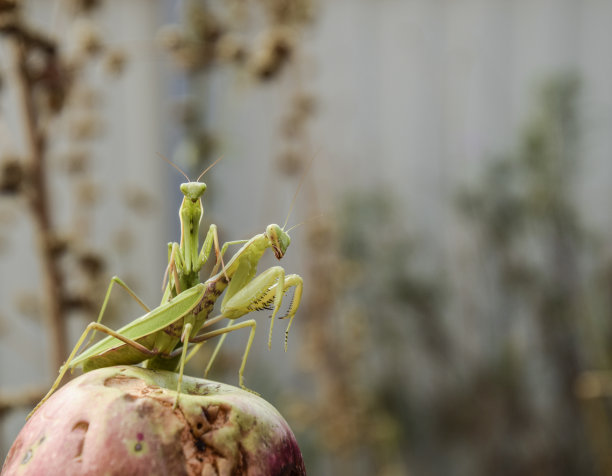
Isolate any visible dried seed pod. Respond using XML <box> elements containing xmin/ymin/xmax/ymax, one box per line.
<box><xmin>103</xmin><ymin>49</ymin><xmax>127</xmax><ymax>75</ymax></box>
<box><xmin>69</xmin><ymin>86</ymin><xmax>100</xmax><ymax>109</ymax></box>
<box><xmin>76</xmin><ymin>179</ymin><xmax>100</xmax><ymax>205</ymax></box>
<box><xmin>68</xmin><ymin>114</ymin><xmax>101</xmax><ymax>141</ymax></box>
<box><xmin>68</xmin><ymin>0</ymin><xmax>101</xmax><ymax>13</ymax></box>
<box><xmin>249</xmin><ymin>27</ymin><xmax>295</xmax><ymax>81</ymax></box>
<box><xmin>157</xmin><ymin>24</ymin><xmax>186</xmax><ymax>52</ymax></box>
<box><xmin>46</xmin><ymin>233</ymin><xmax>69</xmax><ymax>258</ymax></box>
<box><xmin>277</xmin><ymin>150</ymin><xmax>304</xmax><ymax>177</ymax></box>
<box><xmin>0</xmin><ymin>0</ymin><xmax>18</xmax><ymax>31</ymax></box>
<box><xmin>77</xmin><ymin>250</ymin><xmax>105</xmax><ymax>277</ymax></box>
<box><xmin>0</xmin><ymin>157</ymin><xmax>25</xmax><ymax>194</ymax></box>
<box><xmin>72</xmin><ymin>19</ymin><xmax>103</xmax><ymax>58</ymax></box>
<box><xmin>61</xmin><ymin>149</ymin><xmax>89</xmax><ymax>174</ymax></box>
<box><xmin>215</xmin><ymin>34</ymin><xmax>247</xmax><ymax>64</ymax></box>
<box><xmin>293</xmin><ymin>93</ymin><xmax>316</xmax><ymax>117</ymax></box>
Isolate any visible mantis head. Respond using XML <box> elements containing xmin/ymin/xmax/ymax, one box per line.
<box><xmin>265</xmin><ymin>224</ymin><xmax>291</xmax><ymax>260</ymax></box>
<box><xmin>164</xmin><ymin>154</ymin><xmax>220</xmax><ymax>203</ymax></box>
<box><xmin>180</xmin><ymin>182</ymin><xmax>207</xmax><ymax>202</ymax></box>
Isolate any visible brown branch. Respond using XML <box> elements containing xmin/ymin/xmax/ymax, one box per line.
<box><xmin>10</xmin><ymin>34</ymin><xmax>67</xmax><ymax>373</ymax></box>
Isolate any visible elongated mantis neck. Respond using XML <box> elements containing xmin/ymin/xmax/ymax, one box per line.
<box><xmin>176</xmin><ymin>181</ymin><xmax>207</xmax><ymax>290</ymax></box>
<box><xmin>179</xmin><ymin>202</ymin><xmax>201</xmax><ymax>284</ymax></box>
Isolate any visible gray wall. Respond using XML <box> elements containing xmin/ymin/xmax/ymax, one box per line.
<box><xmin>3</xmin><ymin>0</ymin><xmax>612</xmax><ymax>464</ymax></box>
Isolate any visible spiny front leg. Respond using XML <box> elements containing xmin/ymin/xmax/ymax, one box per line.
<box><xmin>221</xmin><ymin>266</ymin><xmax>302</xmax><ymax>350</ymax></box>
<box><xmin>161</xmin><ymin>242</ymin><xmax>185</xmax><ymax>301</ymax></box>
<box><xmin>198</xmin><ymin>224</ymin><xmax>226</xmax><ymax>276</ymax></box>
<box><xmin>234</xmin><ymin>273</ymin><xmax>303</xmax><ymax>351</ymax></box>
<box><xmin>277</xmin><ymin>274</ymin><xmax>303</xmax><ymax>351</ymax></box>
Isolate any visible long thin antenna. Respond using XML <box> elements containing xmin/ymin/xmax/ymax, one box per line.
<box><xmin>286</xmin><ymin>213</ymin><xmax>324</xmax><ymax>234</ymax></box>
<box><xmin>196</xmin><ymin>155</ymin><xmax>223</xmax><ymax>182</ymax></box>
<box><xmin>158</xmin><ymin>152</ymin><xmax>190</xmax><ymax>181</ymax></box>
<box><xmin>282</xmin><ymin>149</ymin><xmax>319</xmax><ymax>230</ymax></box>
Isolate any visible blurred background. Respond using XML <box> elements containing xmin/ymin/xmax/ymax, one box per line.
<box><xmin>2</xmin><ymin>1</ymin><xmax>612</xmax><ymax>475</ymax></box>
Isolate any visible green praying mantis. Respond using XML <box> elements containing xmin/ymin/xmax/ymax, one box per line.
<box><xmin>28</xmin><ymin>158</ymin><xmax>304</xmax><ymax>419</ymax></box>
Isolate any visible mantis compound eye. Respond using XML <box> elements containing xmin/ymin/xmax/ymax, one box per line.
<box><xmin>180</xmin><ymin>182</ymin><xmax>207</xmax><ymax>200</ymax></box>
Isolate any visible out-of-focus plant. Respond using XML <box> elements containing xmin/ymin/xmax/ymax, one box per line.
<box><xmin>157</xmin><ymin>0</ymin><xmax>315</xmax><ymax>174</ymax></box>
<box><xmin>294</xmin><ymin>75</ymin><xmax>612</xmax><ymax>476</ymax></box>
<box><xmin>293</xmin><ymin>192</ymin><xmax>443</xmax><ymax>475</ymax></box>
<box><xmin>0</xmin><ymin>0</ymin><xmax>129</xmax><ymax>443</ymax></box>
<box><xmin>451</xmin><ymin>75</ymin><xmax>612</xmax><ymax>476</ymax></box>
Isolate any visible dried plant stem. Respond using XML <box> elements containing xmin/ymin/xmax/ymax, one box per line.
<box><xmin>10</xmin><ymin>36</ymin><xmax>67</xmax><ymax>372</ymax></box>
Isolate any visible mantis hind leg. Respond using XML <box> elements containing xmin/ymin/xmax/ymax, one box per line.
<box><xmin>28</xmin><ymin>322</ymin><xmax>159</xmax><ymax>420</ymax></box>
<box><xmin>187</xmin><ymin>319</ymin><xmax>258</xmax><ymax>393</ymax></box>
<box><xmin>204</xmin><ymin>323</ymin><xmax>230</xmax><ymax>378</ymax></box>
<box><xmin>86</xmin><ymin>276</ymin><xmax>150</xmax><ymax>347</ymax></box>
<box><xmin>173</xmin><ymin>322</ymin><xmax>193</xmax><ymax>409</ymax></box>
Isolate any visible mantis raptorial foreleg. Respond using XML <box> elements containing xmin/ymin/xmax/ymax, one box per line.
<box><xmin>181</xmin><ymin>264</ymin><xmax>303</xmax><ymax>382</ymax></box>
<box><xmin>162</xmin><ymin>223</ymin><xmax>224</xmax><ymax>302</ymax></box>
<box><xmin>209</xmin><ymin>239</ymin><xmax>249</xmax><ymax>276</ymax></box>
<box><xmin>202</xmin><ymin>272</ymin><xmax>303</xmax><ymax>377</ymax></box>
<box><xmin>222</xmin><ymin>266</ymin><xmax>304</xmax><ymax>349</ymax></box>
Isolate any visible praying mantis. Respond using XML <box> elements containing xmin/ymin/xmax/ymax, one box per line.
<box><xmin>28</xmin><ymin>158</ymin><xmax>304</xmax><ymax>419</ymax></box>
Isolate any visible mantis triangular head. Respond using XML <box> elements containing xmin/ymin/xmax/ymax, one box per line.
<box><xmin>265</xmin><ymin>224</ymin><xmax>291</xmax><ymax>260</ymax></box>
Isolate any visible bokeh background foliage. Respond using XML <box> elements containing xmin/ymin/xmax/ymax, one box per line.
<box><xmin>3</xmin><ymin>1</ymin><xmax>612</xmax><ymax>475</ymax></box>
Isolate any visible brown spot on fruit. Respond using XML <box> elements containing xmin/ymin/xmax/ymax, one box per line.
<box><xmin>21</xmin><ymin>448</ymin><xmax>32</xmax><ymax>465</ymax></box>
<box><xmin>104</xmin><ymin>375</ymin><xmax>142</xmax><ymax>389</ymax></box>
<box><xmin>71</xmin><ymin>421</ymin><xmax>89</xmax><ymax>458</ymax></box>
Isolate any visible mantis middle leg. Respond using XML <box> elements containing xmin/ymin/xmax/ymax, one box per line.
<box><xmin>86</xmin><ymin>275</ymin><xmax>151</xmax><ymax>346</ymax></box>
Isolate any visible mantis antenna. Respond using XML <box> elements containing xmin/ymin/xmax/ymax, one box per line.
<box><xmin>158</xmin><ymin>153</ymin><xmax>190</xmax><ymax>181</ymax></box>
<box><xmin>158</xmin><ymin>153</ymin><xmax>223</xmax><ymax>182</ymax></box>
<box><xmin>282</xmin><ymin>150</ymin><xmax>318</xmax><ymax>230</ymax></box>
<box><xmin>285</xmin><ymin>213</ymin><xmax>324</xmax><ymax>234</ymax></box>
<box><xmin>197</xmin><ymin>155</ymin><xmax>223</xmax><ymax>181</ymax></box>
